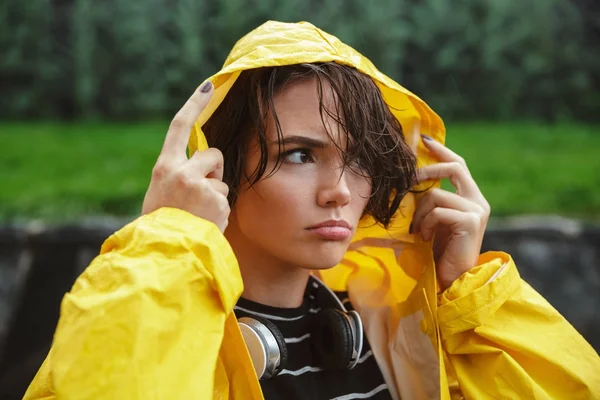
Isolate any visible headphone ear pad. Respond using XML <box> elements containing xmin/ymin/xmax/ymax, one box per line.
<box><xmin>311</xmin><ymin>309</ymin><xmax>354</xmax><ymax>370</ymax></box>
<box><xmin>252</xmin><ymin>316</ymin><xmax>288</xmax><ymax>375</ymax></box>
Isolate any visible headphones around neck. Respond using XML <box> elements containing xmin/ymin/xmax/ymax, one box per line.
<box><xmin>237</xmin><ymin>276</ymin><xmax>364</xmax><ymax>380</ymax></box>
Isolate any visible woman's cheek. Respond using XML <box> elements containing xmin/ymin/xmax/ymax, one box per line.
<box><xmin>349</xmin><ymin>175</ymin><xmax>372</xmax><ymax>204</ymax></box>
<box><xmin>271</xmin><ymin>173</ymin><xmax>312</xmax><ymax>205</ymax></box>
<box><xmin>255</xmin><ymin>170</ymin><xmax>299</xmax><ymax>200</ymax></box>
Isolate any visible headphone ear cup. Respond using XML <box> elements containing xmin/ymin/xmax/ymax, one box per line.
<box><xmin>311</xmin><ymin>309</ymin><xmax>354</xmax><ymax>370</ymax></box>
<box><xmin>252</xmin><ymin>316</ymin><xmax>288</xmax><ymax>376</ymax></box>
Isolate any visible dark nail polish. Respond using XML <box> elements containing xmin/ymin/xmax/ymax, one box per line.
<box><xmin>421</xmin><ymin>134</ymin><xmax>433</xmax><ymax>141</ymax></box>
<box><xmin>409</xmin><ymin>221</ymin><xmax>414</xmax><ymax>234</ymax></box>
<box><xmin>200</xmin><ymin>81</ymin><xmax>212</xmax><ymax>93</ymax></box>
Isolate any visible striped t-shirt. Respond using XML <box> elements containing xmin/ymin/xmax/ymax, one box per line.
<box><xmin>234</xmin><ymin>279</ymin><xmax>393</xmax><ymax>400</ymax></box>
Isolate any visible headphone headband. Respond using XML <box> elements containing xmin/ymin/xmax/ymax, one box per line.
<box><xmin>308</xmin><ymin>275</ymin><xmax>348</xmax><ymax>311</ymax></box>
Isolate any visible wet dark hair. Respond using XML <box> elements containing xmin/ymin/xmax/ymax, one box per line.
<box><xmin>202</xmin><ymin>62</ymin><xmax>417</xmax><ymax>227</ymax></box>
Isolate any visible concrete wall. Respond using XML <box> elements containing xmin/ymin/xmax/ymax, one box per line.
<box><xmin>0</xmin><ymin>216</ymin><xmax>598</xmax><ymax>398</ymax></box>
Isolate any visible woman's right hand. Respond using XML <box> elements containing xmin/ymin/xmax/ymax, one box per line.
<box><xmin>141</xmin><ymin>81</ymin><xmax>231</xmax><ymax>232</ymax></box>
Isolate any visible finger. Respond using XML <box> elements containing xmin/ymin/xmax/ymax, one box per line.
<box><xmin>411</xmin><ymin>188</ymin><xmax>481</xmax><ymax>234</ymax></box>
<box><xmin>215</xmin><ymin>196</ymin><xmax>231</xmax><ymax>233</ymax></box>
<box><xmin>160</xmin><ymin>81</ymin><xmax>214</xmax><ymax>159</ymax></box>
<box><xmin>419</xmin><ymin>207</ymin><xmax>479</xmax><ymax>241</ymax></box>
<box><xmin>421</xmin><ymin>135</ymin><xmax>469</xmax><ymax>168</ymax></box>
<box><xmin>207</xmin><ymin>178</ymin><xmax>229</xmax><ymax>197</ymax></box>
<box><xmin>187</xmin><ymin>148</ymin><xmax>224</xmax><ymax>180</ymax></box>
<box><xmin>417</xmin><ymin>162</ymin><xmax>480</xmax><ymax>199</ymax></box>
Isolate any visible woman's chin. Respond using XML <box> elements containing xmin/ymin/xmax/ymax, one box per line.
<box><xmin>296</xmin><ymin>241</ymin><xmax>350</xmax><ymax>270</ymax></box>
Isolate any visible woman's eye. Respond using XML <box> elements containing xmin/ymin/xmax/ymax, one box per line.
<box><xmin>283</xmin><ymin>149</ymin><xmax>313</xmax><ymax>164</ymax></box>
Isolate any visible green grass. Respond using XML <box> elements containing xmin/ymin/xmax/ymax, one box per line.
<box><xmin>444</xmin><ymin>123</ymin><xmax>600</xmax><ymax>219</ymax></box>
<box><xmin>1</xmin><ymin>121</ymin><xmax>599</xmax><ymax>222</ymax></box>
<box><xmin>0</xmin><ymin>122</ymin><xmax>167</xmax><ymax>222</ymax></box>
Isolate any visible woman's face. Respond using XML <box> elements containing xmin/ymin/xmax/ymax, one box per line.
<box><xmin>227</xmin><ymin>78</ymin><xmax>372</xmax><ymax>271</ymax></box>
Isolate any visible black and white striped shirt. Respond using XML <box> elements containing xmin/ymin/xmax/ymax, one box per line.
<box><xmin>234</xmin><ymin>280</ymin><xmax>393</xmax><ymax>400</ymax></box>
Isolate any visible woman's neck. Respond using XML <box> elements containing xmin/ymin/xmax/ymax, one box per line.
<box><xmin>225</xmin><ymin>222</ymin><xmax>310</xmax><ymax>308</ymax></box>
<box><xmin>238</xmin><ymin>261</ymin><xmax>310</xmax><ymax>308</ymax></box>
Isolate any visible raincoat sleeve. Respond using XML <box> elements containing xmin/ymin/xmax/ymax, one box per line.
<box><xmin>438</xmin><ymin>251</ymin><xmax>600</xmax><ymax>399</ymax></box>
<box><xmin>24</xmin><ymin>207</ymin><xmax>243</xmax><ymax>399</ymax></box>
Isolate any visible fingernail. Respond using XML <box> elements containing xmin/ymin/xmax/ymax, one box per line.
<box><xmin>200</xmin><ymin>81</ymin><xmax>213</xmax><ymax>93</ymax></box>
<box><xmin>421</xmin><ymin>134</ymin><xmax>433</xmax><ymax>141</ymax></box>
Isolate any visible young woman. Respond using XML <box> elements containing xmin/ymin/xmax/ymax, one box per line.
<box><xmin>25</xmin><ymin>21</ymin><xmax>599</xmax><ymax>399</ymax></box>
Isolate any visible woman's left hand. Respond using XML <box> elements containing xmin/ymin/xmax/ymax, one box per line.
<box><xmin>410</xmin><ymin>135</ymin><xmax>491</xmax><ymax>291</ymax></box>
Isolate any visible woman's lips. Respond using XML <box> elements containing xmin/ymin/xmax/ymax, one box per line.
<box><xmin>308</xmin><ymin>226</ymin><xmax>352</xmax><ymax>240</ymax></box>
<box><xmin>307</xmin><ymin>220</ymin><xmax>352</xmax><ymax>240</ymax></box>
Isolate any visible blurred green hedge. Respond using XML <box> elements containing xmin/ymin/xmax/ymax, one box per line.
<box><xmin>1</xmin><ymin>0</ymin><xmax>599</xmax><ymax>121</ymax></box>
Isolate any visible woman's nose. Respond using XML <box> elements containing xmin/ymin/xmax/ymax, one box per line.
<box><xmin>317</xmin><ymin>168</ymin><xmax>351</xmax><ymax>208</ymax></box>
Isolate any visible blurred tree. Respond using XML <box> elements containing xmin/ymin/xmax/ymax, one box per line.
<box><xmin>0</xmin><ymin>0</ymin><xmax>56</xmax><ymax>117</ymax></box>
<box><xmin>0</xmin><ymin>0</ymin><xmax>598</xmax><ymax>121</ymax></box>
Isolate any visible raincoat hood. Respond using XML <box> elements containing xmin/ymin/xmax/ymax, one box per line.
<box><xmin>190</xmin><ymin>20</ymin><xmax>445</xmax><ymax>249</ymax></box>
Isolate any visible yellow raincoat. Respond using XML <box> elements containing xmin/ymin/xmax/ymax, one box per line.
<box><xmin>25</xmin><ymin>21</ymin><xmax>600</xmax><ymax>400</ymax></box>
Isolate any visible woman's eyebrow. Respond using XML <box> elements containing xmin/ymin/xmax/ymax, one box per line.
<box><xmin>274</xmin><ymin>135</ymin><xmax>328</xmax><ymax>148</ymax></box>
